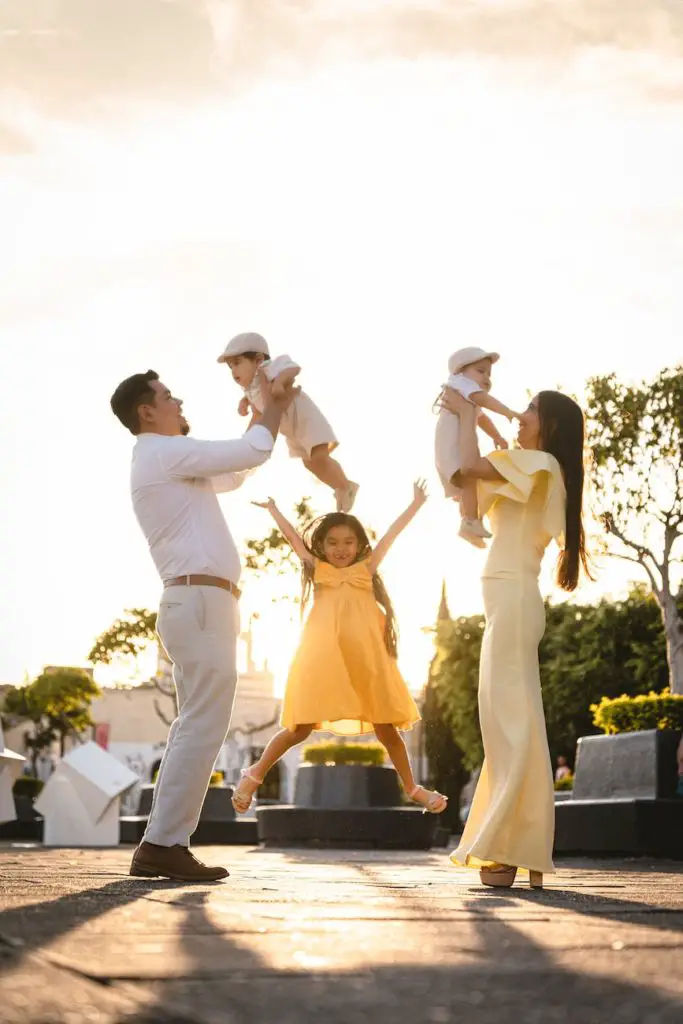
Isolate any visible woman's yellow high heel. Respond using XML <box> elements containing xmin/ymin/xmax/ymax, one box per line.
<box><xmin>479</xmin><ymin>864</ymin><xmax>517</xmax><ymax>887</ymax></box>
<box><xmin>479</xmin><ymin>865</ymin><xmax>544</xmax><ymax>889</ymax></box>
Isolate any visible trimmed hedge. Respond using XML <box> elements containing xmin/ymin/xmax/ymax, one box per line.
<box><xmin>302</xmin><ymin>742</ymin><xmax>386</xmax><ymax>766</ymax></box>
<box><xmin>13</xmin><ymin>776</ymin><xmax>45</xmax><ymax>799</ymax></box>
<box><xmin>154</xmin><ymin>768</ymin><xmax>224</xmax><ymax>785</ymax></box>
<box><xmin>591</xmin><ymin>690</ymin><xmax>683</xmax><ymax>734</ymax></box>
<box><xmin>554</xmin><ymin>773</ymin><xmax>574</xmax><ymax>792</ymax></box>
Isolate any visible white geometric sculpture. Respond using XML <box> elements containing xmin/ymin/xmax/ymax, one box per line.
<box><xmin>0</xmin><ymin>721</ymin><xmax>25</xmax><ymax>825</ymax></box>
<box><xmin>34</xmin><ymin>740</ymin><xmax>138</xmax><ymax>847</ymax></box>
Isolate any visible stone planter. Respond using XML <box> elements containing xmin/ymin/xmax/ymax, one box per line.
<box><xmin>294</xmin><ymin>764</ymin><xmax>402</xmax><ymax>808</ymax></box>
<box><xmin>0</xmin><ymin>794</ymin><xmax>43</xmax><ymax>841</ymax></box>
<box><xmin>257</xmin><ymin>763</ymin><xmax>442</xmax><ymax>850</ymax></box>
<box><xmin>119</xmin><ymin>783</ymin><xmax>257</xmax><ymax>846</ymax></box>
<box><xmin>554</xmin><ymin>729</ymin><xmax>683</xmax><ymax>858</ymax></box>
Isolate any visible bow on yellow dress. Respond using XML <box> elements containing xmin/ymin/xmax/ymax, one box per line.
<box><xmin>281</xmin><ymin>558</ymin><xmax>420</xmax><ymax>736</ymax></box>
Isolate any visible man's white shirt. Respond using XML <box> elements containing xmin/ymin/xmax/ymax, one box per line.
<box><xmin>131</xmin><ymin>425</ymin><xmax>273</xmax><ymax>584</ymax></box>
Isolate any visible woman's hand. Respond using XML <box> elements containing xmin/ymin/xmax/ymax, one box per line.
<box><xmin>237</xmin><ymin>396</ymin><xmax>251</xmax><ymax>417</ymax></box>
<box><xmin>413</xmin><ymin>478</ymin><xmax>428</xmax><ymax>507</ymax></box>
<box><xmin>493</xmin><ymin>435</ymin><xmax>509</xmax><ymax>451</ymax></box>
<box><xmin>251</xmin><ymin>497</ymin><xmax>276</xmax><ymax>511</ymax></box>
<box><xmin>440</xmin><ymin>388</ymin><xmax>473</xmax><ymax>416</ymax></box>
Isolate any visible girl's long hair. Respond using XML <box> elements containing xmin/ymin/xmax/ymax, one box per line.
<box><xmin>537</xmin><ymin>391</ymin><xmax>593</xmax><ymax>592</ymax></box>
<box><xmin>301</xmin><ymin>513</ymin><xmax>399</xmax><ymax>658</ymax></box>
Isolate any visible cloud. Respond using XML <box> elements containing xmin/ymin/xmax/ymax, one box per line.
<box><xmin>0</xmin><ymin>0</ymin><xmax>215</xmax><ymax>111</ymax></box>
<box><xmin>209</xmin><ymin>0</ymin><xmax>683</xmax><ymax>81</ymax></box>
<box><xmin>2</xmin><ymin>0</ymin><xmax>683</xmax><ymax>115</ymax></box>
<box><xmin>0</xmin><ymin>119</ymin><xmax>33</xmax><ymax>153</ymax></box>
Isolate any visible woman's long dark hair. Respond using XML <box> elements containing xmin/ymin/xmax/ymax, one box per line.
<box><xmin>301</xmin><ymin>513</ymin><xmax>399</xmax><ymax>658</ymax></box>
<box><xmin>537</xmin><ymin>391</ymin><xmax>593</xmax><ymax>592</ymax></box>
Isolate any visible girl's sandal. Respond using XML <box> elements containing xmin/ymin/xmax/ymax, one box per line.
<box><xmin>408</xmin><ymin>785</ymin><xmax>448</xmax><ymax>814</ymax></box>
<box><xmin>231</xmin><ymin>768</ymin><xmax>264</xmax><ymax>814</ymax></box>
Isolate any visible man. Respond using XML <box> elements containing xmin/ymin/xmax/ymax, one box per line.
<box><xmin>110</xmin><ymin>368</ymin><xmax>296</xmax><ymax>881</ymax></box>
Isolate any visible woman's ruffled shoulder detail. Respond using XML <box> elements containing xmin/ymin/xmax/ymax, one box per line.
<box><xmin>479</xmin><ymin>449</ymin><xmax>566</xmax><ymax>542</ymax></box>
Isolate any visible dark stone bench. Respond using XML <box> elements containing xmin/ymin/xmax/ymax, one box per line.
<box><xmin>0</xmin><ymin>795</ymin><xmax>43</xmax><ymax>841</ymax></box>
<box><xmin>120</xmin><ymin>783</ymin><xmax>258</xmax><ymax>846</ymax></box>
<box><xmin>554</xmin><ymin>729</ymin><xmax>683</xmax><ymax>858</ymax></box>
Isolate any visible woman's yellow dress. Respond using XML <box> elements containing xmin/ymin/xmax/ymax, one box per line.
<box><xmin>451</xmin><ymin>449</ymin><xmax>566</xmax><ymax>876</ymax></box>
<box><xmin>281</xmin><ymin>558</ymin><xmax>420</xmax><ymax>737</ymax></box>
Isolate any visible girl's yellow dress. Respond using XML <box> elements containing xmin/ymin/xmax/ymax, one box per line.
<box><xmin>281</xmin><ymin>558</ymin><xmax>420</xmax><ymax>736</ymax></box>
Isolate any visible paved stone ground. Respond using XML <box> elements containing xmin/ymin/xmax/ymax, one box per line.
<box><xmin>0</xmin><ymin>843</ymin><xmax>682</xmax><ymax>1024</ymax></box>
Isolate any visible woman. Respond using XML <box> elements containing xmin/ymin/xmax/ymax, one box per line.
<box><xmin>442</xmin><ymin>389</ymin><xmax>592</xmax><ymax>889</ymax></box>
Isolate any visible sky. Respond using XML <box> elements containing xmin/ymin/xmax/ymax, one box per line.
<box><xmin>1</xmin><ymin>1</ymin><xmax>682</xmax><ymax>695</ymax></box>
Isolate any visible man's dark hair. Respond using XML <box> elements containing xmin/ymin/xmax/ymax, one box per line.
<box><xmin>110</xmin><ymin>370</ymin><xmax>160</xmax><ymax>435</ymax></box>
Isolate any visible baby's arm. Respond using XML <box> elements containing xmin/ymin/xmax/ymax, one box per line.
<box><xmin>478</xmin><ymin>412</ymin><xmax>509</xmax><ymax>450</ymax></box>
<box><xmin>470</xmin><ymin>390</ymin><xmax>519</xmax><ymax>421</ymax></box>
<box><xmin>251</xmin><ymin>498</ymin><xmax>314</xmax><ymax>565</ymax></box>
<box><xmin>367</xmin><ymin>480</ymin><xmax>427</xmax><ymax>574</ymax></box>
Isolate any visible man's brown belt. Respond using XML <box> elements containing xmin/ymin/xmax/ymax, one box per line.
<box><xmin>165</xmin><ymin>574</ymin><xmax>241</xmax><ymax>599</ymax></box>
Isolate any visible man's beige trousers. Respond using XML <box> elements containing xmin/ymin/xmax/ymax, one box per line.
<box><xmin>143</xmin><ymin>585</ymin><xmax>239</xmax><ymax>847</ymax></box>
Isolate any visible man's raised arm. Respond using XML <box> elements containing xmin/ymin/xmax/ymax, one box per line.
<box><xmin>161</xmin><ymin>377</ymin><xmax>298</xmax><ymax>481</ymax></box>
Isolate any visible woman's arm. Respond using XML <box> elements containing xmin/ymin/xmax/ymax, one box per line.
<box><xmin>367</xmin><ymin>480</ymin><xmax>427</xmax><ymax>574</ymax></box>
<box><xmin>251</xmin><ymin>498</ymin><xmax>314</xmax><ymax>565</ymax></box>
<box><xmin>441</xmin><ymin>391</ymin><xmax>504</xmax><ymax>481</ymax></box>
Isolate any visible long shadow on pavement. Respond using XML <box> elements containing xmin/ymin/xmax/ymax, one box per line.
<box><xmin>116</xmin><ymin>861</ymin><xmax>683</xmax><ymax>1024</ymax></box>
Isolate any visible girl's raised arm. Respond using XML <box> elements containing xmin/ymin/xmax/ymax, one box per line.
<box><xmin>251</xmin><ymin>499</ymin><xmax>314</xmax><ymax>565</ymax></box>
<box><xmin>367</xmin><ymin>480</ymin><xmax>427</xmax><ymax>574</ymax></box>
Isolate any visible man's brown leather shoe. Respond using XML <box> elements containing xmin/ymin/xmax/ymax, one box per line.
<box><xmin>130</xmin><ymin>842</ymin><xmax>229</xmax><ymax>882</ymax></box>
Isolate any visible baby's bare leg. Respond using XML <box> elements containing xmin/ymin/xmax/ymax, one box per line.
<box><xmin>303</xmin><ymin>445</ymin><xmax>351</xmax><ymax>491</ymax></box>
<box><xmin>460</xmin><ymin>476</ymin><xmax>479</xmax><ymax>521</ymax></box>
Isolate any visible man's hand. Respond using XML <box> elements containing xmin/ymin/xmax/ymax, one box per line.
<box><xmin>258</xmin><ymin>369</ymin><xmax>300</xmax><ymax>411</ymax></box>
<box><xmin>270</xmin><ymin>365</ymin><xmax>301</xmax><ymax>399</ymax></box>
<box><xmin>251</xmin><ymin>497</ymin><xmax>276</xmax><ymax>511</ymax></box>
<box><xmin>254</xmin><ymin>369</ymin><xmax>300</xmax><ymax>443</ymax></box>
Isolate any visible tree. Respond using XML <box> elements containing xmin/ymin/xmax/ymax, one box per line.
<box><xmin>586</xmin><ymin>366</ymin><xmax>683</xmax><ymax>693</ymax></box>
<box><xmin>431</xmin><ymin>587</ymin><xmax>673</xmax><ymax>771</ymax></box>
<box><xmin>88</xmin><ymin>608</ymin><xmax>158</xmax><ymax>664</ymax></box>
<box><xmin>2</xmin><ymin>668</ymin><xmax>101</xmax><ymax>765</ymax></box>
<box><xmin>87</xmin><ymin>609</ymin><xmax>172</xmax><ymax>722</ymax></box>
<box><xmin>430</xmin><ymin>613</ymin><xmax>485</xmax><ymax>771</ymax></box>
<box><xmin>2</xmin><ymin>685</ymin><xmax>55</xmax><ymax>774</ymax></box>
<box><xmin>421</xmin><ymin>584</ymin><xmax>469</xmax><ymax>830</ymax></box>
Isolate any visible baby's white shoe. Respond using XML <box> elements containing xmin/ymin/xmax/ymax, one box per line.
<box><xmin>336</xmin><ymin>482</ymin><xmax>360</xmax><ymax>513</ymax></box>
<box><xmin>459</xmin><ymin>518</ymin><xmax>490</xmax><ymax>548</ymax></box>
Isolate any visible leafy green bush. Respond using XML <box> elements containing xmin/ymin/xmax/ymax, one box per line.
<box><xmin>13</xmin><ymin>775</ymin><xmax>44</xmax><ymax>799</ymax></box>
<box><xmin>591</xmin><ymin>690</ymin><xmax>683</xmax><ymax>734</ymax></box>
<box><xmin>554</xmin><ymin>773</ymin><xmax>574</xmax><ymax>792</ymax></box>
<box><xmin>209</xmin><ymin>770</ymin><xmax>224</xmax><ymax>786</ymax></box>
<box><xmin>302</xmin><ymin>742</ymin><xmax>386</xmax><ymax>766</ymax></box>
